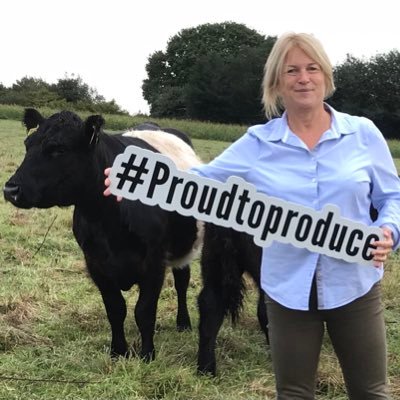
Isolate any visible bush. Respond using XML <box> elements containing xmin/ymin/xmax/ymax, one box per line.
<box><xmin>370</xmin><ymin>112</ymin><xmax>400</xmax><ymax>140</ymax></box>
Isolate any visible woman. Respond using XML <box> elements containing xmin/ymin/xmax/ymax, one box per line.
<box><xmin>189</xmin><ymin>33</ymin><xmax>400</xmax><ymax>399</ymax></box>
<box><xmin>105</xmin><ymin>33</ymin><xmax>400</xmax><ymax>399</ymax></box>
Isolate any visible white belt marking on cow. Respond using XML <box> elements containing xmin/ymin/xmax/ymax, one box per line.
<box><xmin>123</xmin><ymin>129</ymin><xmax>205</xmax><ymax>267</ymax></box>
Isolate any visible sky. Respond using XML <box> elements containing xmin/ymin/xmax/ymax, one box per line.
<box><xmin>2</xmin><ymin>0</ymin><xmax>399</xmax><ymax>115</ymax></box>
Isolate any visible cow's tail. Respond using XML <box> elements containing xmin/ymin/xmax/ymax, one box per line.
<box><xmin>221</xmin><ymin>230</ymin><xmax>246</xmax><ymax>324</ymax></box>
<box><xmin>201</xmin><ymin>224</ymin><xmax>246</xmax><ymax>324</ymax></box>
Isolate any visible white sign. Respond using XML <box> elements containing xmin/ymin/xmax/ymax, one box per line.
<box><xmin>109</xmin><ymin>145</ymin><xmax>383</xmax><ymax>266</ymax></box>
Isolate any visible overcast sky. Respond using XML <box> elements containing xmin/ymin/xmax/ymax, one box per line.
<box><xmin>2</xmin><ymin>0</ymin><xmax>399</xmax><ymax>115</ymax></box>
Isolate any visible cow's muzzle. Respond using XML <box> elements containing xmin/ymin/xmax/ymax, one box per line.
<box><xmin>3</xmin><ymin>182</ymin><xmax>29</xmax><ymax>208</ymax></box>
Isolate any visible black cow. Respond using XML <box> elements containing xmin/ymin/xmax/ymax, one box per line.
<box><xmin>197</xmin><ymin>223</ymin><xmax>268</xmax><ymax>376</ymax></box>
<box><xmin>131</xmin><ymin>123</ymin><xmax>270</xmax><ymax>375</ymax></box>
<box><xmin>3</xmin><ymin>108</ymin><xmax>203</xmax><ymax>361</ymax></box>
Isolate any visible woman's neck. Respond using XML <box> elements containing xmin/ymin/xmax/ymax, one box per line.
<box><xmin>286</xmin><ymin>105</ymin><xmax>331</xmax><ymax>149</ymax></box>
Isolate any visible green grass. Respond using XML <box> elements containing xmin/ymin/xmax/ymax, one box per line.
<box><xmin>0</xmin><ymin>104</ymin><xmax>247</xmax><ymax>143</ymax></box>
<box><xmin>1</xmin><ymin>119</ymin><xmax>400</xmax><ymax>399</ymax></box>
<box><xmin>389</xmin><ymin>140</ymin><xmax>400</xmax><ymax>159</ymax></box>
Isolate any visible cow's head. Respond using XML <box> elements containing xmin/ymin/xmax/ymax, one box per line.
<box><xmin>3</xmin><ymin>109</ymin><xmax>105</xmax><ymax>209</ymax></box>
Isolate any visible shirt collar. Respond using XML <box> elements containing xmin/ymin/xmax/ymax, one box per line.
<box><xmin>326</xmin><ymin>103</ymin><xmax>357</xmax><ymax>136</ymax></box>
<box><xmin>258</xmin><ymin>103</ymin><xmax>357</xmax><ymax>144</ymax></box>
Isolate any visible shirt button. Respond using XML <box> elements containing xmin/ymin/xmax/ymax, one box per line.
<box><xmin>312</xmin><ymin>178</ymin><xmax>316</xmax><ymax>183</ymax></box>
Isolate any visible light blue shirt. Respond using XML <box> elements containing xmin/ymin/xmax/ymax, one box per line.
<box><xmin>191</xmin><ymin>104</ymin><xmax>400</xmax><ymax>310</ymax></box>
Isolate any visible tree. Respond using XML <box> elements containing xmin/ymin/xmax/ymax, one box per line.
<box><xmin>330</xmin><ymin>51</ymin><xmax>400</xmax><ymax>138</ymax></box>
<box><xmin>53</xmin><ymin>74</ymin><xmax>93</xmax><ymax>103</ymax></box>
<box><xmin>0</xmin><ymin>74</ymin><xmax>127</xmax><ymax>115</ymax></box>
<box><xmin>12</xmin><ymin>77</ymin><xmax>50</xmax><ymax>92</ymax></box>
<box><xmin>150</xmin><ymin>86</ymin><xmax>186</xmax><ymax>118</ymax></box>
<box><xmin>330</xmin><ymin>55</ymin><xmax>373</xmax><ymax>114</ymax></box>
<box><xmin>142</xmin><ymin>22</ymin><xmax>276</xmax><ymax>121</ymax></box>
<box><xmin>164</xmin><ymin>21</ymin><xmax>267</xmax><ymax>86</ymax></box>
<box><xmin>367</xmin><ymin>50</ymin><xmax>400</xmax><ymax>114</ymax></box>
<box><xmin>142</xmin><ymin>51</ymin><xmax>171</xmax><ymax>106</ymax></box>
<box><xmin>0</xmin><ymin>83</ymin><xmax>10</xmax><ymax>103</ymax></box>
<box><xmin>6</xmin><ymin>76</ymin><xmax>59</xmax><ymax>107</ymax></box>
<box><xmin>186</xmin><ymin>41</ymin><xmax>275</xmax><ymax>124</ymax></box>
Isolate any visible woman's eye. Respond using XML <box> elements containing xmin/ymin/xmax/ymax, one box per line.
<box><xmin>286</xmin><ymin>68</ymin><xmax>297</xmax><ymax>76</ymax></box>
<box><xmin>308</xmin><ymin>65</ymin><xmax>320</xmax><ymax>72</ymax></box>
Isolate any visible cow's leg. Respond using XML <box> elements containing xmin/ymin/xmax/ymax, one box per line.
<box><xmin>243</xmin><ymin>249</ymin><xmax>269</xmax><ymax>343</ymax></box>
<box><xmin>197</xmin><ymin>284</ymin><xmax>225</xmax><ymax>376</ymax></box>
<box><xmin>98</xmin><ymin>285</ymin><xmax>128</xmax><ymax>357</ymax></box>
<box><xmin>172</xmin><ymin>265</ymin><xmax>191</xmax><ymax>331</ymax></box>
<box><xmin>87</xmin><ymin>263</ymin><xmax>128</xmax><ymax>357</ymax></box>
<box><xmin>257</xmin><ymin>291</ymin><xmax>269</xmax><ymax>344</ymax></box>
<box><xmin>135</xmin><ymin>271</ymin><xmax>165</xmax><ymax>362</ymax></box>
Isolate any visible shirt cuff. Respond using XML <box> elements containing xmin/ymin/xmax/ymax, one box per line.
<box><xmin>381</xmin><ymin>223</ymin><xmax>400</xmax><ymax>249</ymax></box>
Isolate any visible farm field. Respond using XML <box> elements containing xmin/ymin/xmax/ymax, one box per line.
<box><xmin>1</xmin><ymin>118</ymin><xmax>400</xmax><ymax>399</ymax></box>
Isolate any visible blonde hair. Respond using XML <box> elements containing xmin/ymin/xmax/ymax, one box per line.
<box><xmin>262</xmin><ymin>32</ymin><xmax>335</xmax><ymax>119</ymax></box>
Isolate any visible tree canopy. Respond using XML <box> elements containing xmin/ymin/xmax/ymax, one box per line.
<box><xmin>0</xmin><ymin>74</ymin><xmax>127</xmax><ymax>115</ymax></box>
<box><xmin>186</xmin><ymin>44</ymin><xmax>274</xmax><ymax>124</ymax></box>
<box><xmin>142</xmin><ymin>21</ymin><xmax>400</xmax><ymax>136</ymax></box>
<box><xmin>330</xmin><ymin>50</ymin><xmax>400</xmax><ymax>137</ymax></box>
<box><xmin>142</xmin><ymin>21</ymin><xmax>276</xmax><ymax>122</ymax></box>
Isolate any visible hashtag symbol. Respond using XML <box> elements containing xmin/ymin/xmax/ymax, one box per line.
<box><xmin>116</xmin><ymin>154</ymin><xmax>149</xmax><ymax>193</ymax></box>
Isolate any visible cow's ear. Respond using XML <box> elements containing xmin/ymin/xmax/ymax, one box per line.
<box><xmin>23</xmin><ymin>108</ymin><xmax>44</xmax><ymax>134</ymax></box>
<box><xmin>85</xmin><ymin>115</ymin><xmax>105</xmax><ymax>146</ymax></box>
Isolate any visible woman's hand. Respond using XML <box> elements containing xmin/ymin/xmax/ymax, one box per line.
<box><xmin>103</xmin><ymin>167</ymin><xmax>123</xmax><ymax>202</ymax></box>
<box><xmin>372</xmin><ymin>226</ymin><xmax>394</xmax><ymax>267</ymax></box>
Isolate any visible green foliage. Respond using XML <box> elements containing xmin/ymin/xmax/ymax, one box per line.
<box><xmin>54</xmin><ymin>74</ymin><xmax>94</xmax><ymax>103</ymax></box>
<box><xmin>142</xmin><ymin>50</ymin><xmax>170</xmax><ymax>106</ymax></box>
<box><xmin>12</xmin><ymin>77</ymin><xmax>51</xmax><ymax>93</ymax></box>
<box><xmin>164</xmin><ymin>22</ymin><xmax>268</xmax><ymax>86</ymax></box>
<box><xmin>0</xmin><ymin>104</ymin><xmax>27</xmax><ymax>120</ymax></box>
<box><xmin>0</xmin><ymin>77</ymin><xmax>59</xmax><ymax>108</ymax></box>
<box><xmin>186</xmin><ymin>43</ymin><xmax>274</xmax><ymax>124</ymax></box>
<box><xmin>150</xmin><ymin>86</ymin><xmax>186</xmax><ymax>118</ymax></box>
<box><xmin>142</xmin><ymin>21</ymin><xmax>276</xmax><ymax>123</ymax></box>
<box><xmin>330</xmin><ymin>51</ymin><xmax>400</xmax><ymax>138</ymax></box>
<box><xmin>0</xmin><ymin>74</ymin><xmax>127</xmax><ymax>116</ymax></box>
<box><xmin>143</xmin><ymin>22</ymin><xmax>399</xmax><ymax>133</ymax></box>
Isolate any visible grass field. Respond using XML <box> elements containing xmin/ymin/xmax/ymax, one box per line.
<box><xmin>0</xmin><ymin>119</ymin><xmax>400</xmax><ymax>399</ymax></box>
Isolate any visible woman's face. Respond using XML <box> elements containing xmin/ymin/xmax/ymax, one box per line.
<box><xmin>278</xmin><ymin>46</ymin><xmax>326</xmax><ymax>113</ymax></box>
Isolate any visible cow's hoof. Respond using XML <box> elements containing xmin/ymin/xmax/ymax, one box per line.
<box><xmin>177</xmin><ymin>314</ymin><xmax>191</xmax><ymax>332</ymax></box>
<box><xmin>197</xmin><ymin>363</ymin><xmax>216</xmax><ymax>377</ymax></box>
<box><xmin>110</xmin><ymin>350</ymin><xmax>130</xmax><ymax>359</ymax></box>
<box><xmin>140</xmin><ymin>349</ymin><xmax>155</xmax><ymax>362</ymax></box>
<box><xmin>110</xmin><ymin>343</ymin><xmax>129</xmax><ymax>359</ymax></box>
<box><xmin>177</xmin><ymin>322</ymin><xmax>192</xmax><ymax>332</ymax></box>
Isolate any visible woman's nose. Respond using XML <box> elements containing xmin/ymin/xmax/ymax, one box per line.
<box><xmin>297</xmin><ymin>69</ymin><xmax>310</xmax><ymax>83</ymax></box>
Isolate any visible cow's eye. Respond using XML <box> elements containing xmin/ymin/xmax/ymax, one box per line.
<box><xmin>52</xmin><ymin>148</ymin><xmax>66</xmax><ymax>157</ymax></box>
<box><xmin>44</xmin><ymin>144</ymin><xmax>67</xmax><ymax>158</ymax></box>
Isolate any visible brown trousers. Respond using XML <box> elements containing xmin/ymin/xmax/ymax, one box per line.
<box><xmin>265</xmin><ymin>283</ymin><xmax>388</xmax><ymax>399</ymax></box>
